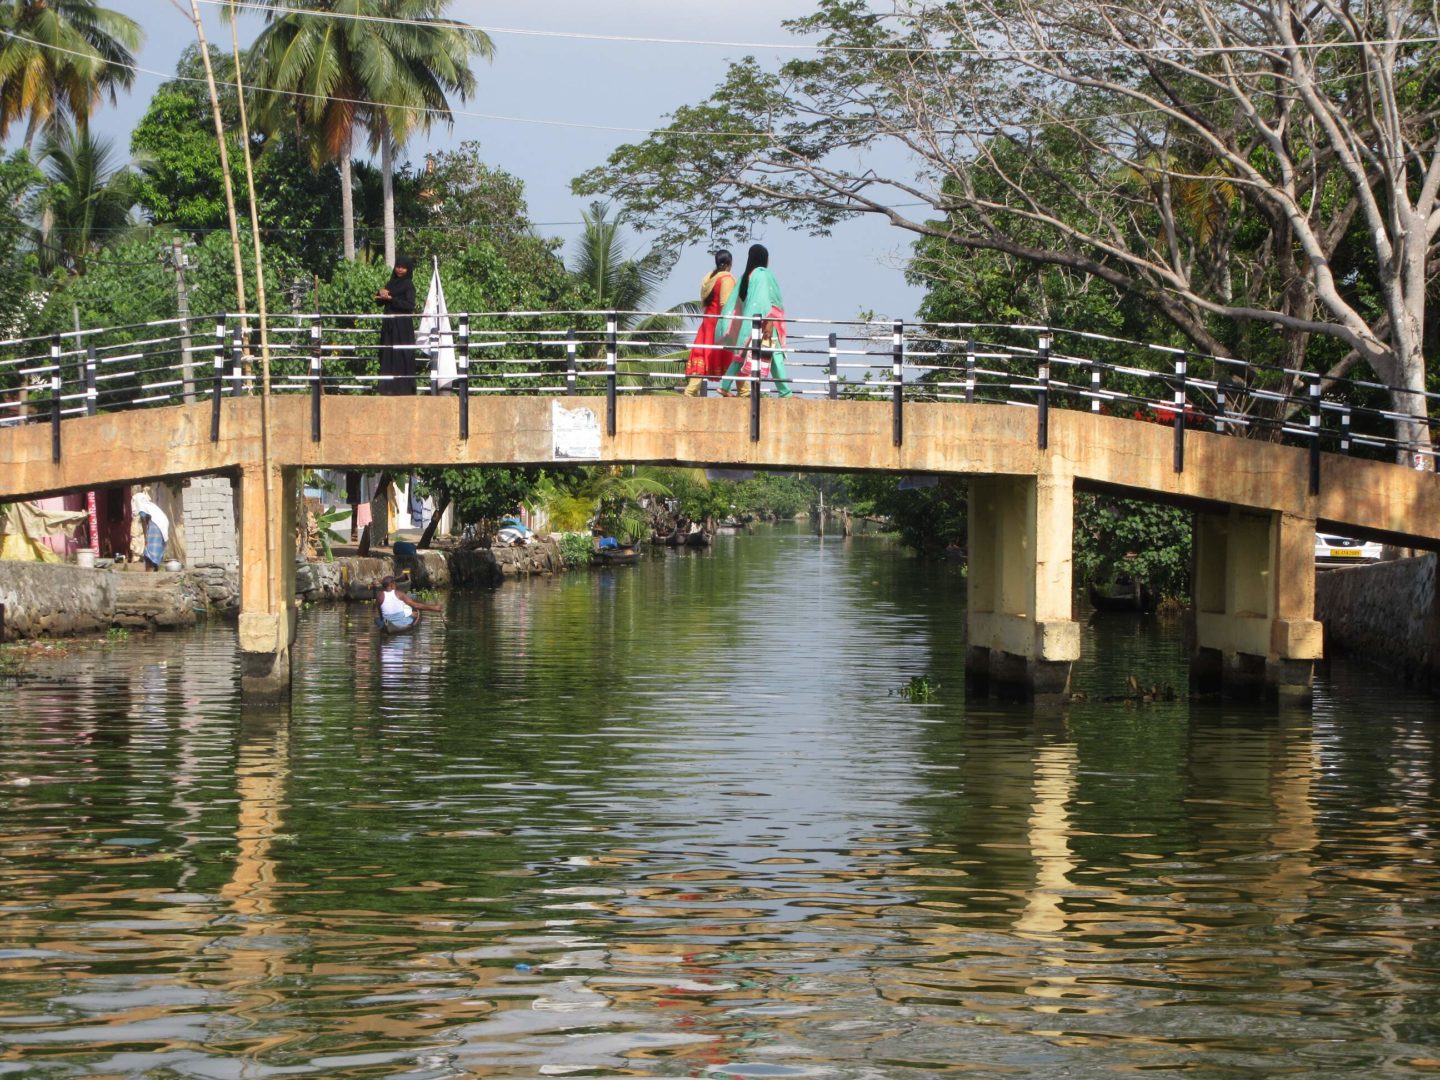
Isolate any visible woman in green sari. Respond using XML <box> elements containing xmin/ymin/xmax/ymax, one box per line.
<box><xmin>716</xmin><ymin>244</ymin><xmax>792</xmax><ymax>398</ymax></box>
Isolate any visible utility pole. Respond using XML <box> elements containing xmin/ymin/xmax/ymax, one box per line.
<box><xmin>172</xmin><ymin>236</ymin><xmax>195</xmax><ymax>404</ymax></box>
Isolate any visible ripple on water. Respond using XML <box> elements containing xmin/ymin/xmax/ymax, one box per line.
<box><xmin>0</xmin><ymin>528</ymin><xmax>1438</xmax><ymax>1077</ymax></box>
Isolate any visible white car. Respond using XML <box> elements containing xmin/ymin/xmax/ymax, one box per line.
<box><xmin>1314</xmin><ymin>531</ymin><xmax>1384</xmax><ymax>564</ymax></box>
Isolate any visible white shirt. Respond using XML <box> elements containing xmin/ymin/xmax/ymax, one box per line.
<box><xmin>379</xmin><ymin>589</ymin><xmax>411</xmax><ymax>619</ymax></box>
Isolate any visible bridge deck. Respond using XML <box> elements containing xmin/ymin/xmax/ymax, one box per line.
<box><xmin>4</xmin><ymin>395</ymin><xmax>1438</xmax><ymax>550</ymax></box>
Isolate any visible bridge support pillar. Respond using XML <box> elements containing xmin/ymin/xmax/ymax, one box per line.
<box><xmin>1191</xmin><ymin>508</ymin><xmax>1321</xmax><ymax>701</ymax></box>
<box><xmin>966</xmin><ymin>473</ymin><xmax>1080</xmax><ymax>701</ymax></box>
<box><xmin>237</xmin><ymin>464</ymin><xmax>298</xmax><ymax>700</ymax></box>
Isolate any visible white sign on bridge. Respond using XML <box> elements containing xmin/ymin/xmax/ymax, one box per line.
<box><xmin>552</xmin><ymin>401</ymin><xmax>601</xmax><ymax>460</ymax></box>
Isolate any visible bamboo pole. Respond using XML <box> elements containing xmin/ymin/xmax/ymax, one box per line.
<box><xmin>176</xmin><ymin>0</ymin><xmax>247</xmax><ymax>322</ymax></box>
<box><xmin>226</xmin><ymin>1</ymin><xmax>278</xmax><ymax>616</ymax></box>
<box><xmin>226</xmin><ymin>5</ymin><xmax>272</xmax><ymax>399</ymax></box>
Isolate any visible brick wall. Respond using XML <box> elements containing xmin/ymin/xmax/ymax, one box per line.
<box><xmin>183</xmin><ymin>474</ymin><xmax>238</xmax><ymax>567</ymax></box>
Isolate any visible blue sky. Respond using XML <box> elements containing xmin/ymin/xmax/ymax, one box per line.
<box><xmin>102</xmin><ymin>1</ymin><xmax>925</xmax><ymax>322</ymax></box>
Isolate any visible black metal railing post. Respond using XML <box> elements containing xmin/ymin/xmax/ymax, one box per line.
<box><xmin>49</xmin><ymin>335</ymin><xmax>61</xmax><ymax>463</ymax></box>
<box><xmin>965</xmin><ymin>337</ymin><xmax>976</xmax><ymax>404</ymax></box>
<box><xmin>1036</xmin><ymin>330</ymin><xmax>1050</xmax><ymax>450</ymax></box>
<box><xmin>565</xmin><ymin>327</ymin><xmax>577</xmax><ymax>397</ymax></box>
<box><xmin>458</xmin><ymin>314</ymin><xmax>470</xmax><ymax>440</ymax></box>
<box><xmin>211</xmin><ymin>320</ymin><xmax>224</xmax><ymax>441</ymax></box>
<box><xmin>1308</xmin><ymin>373</ymin><xmax>1322</xmax><ymax>495</ymax></box>
<box><xmin>749</xmin><ymin>325</ymin><xmax>761</xmax><ymax>442</ymax></box>
<box><xmin>309</xmin><ymin>321</ymin><xmax>323</xmax><ymax>442</ymax></box>
<box><xmin>1215</xmin><ymin>376</ymin><xmax>1228</xmax><ymax>435</ymax></box>
<box><xmin>1340</xmin><ymin>405</ymin><xmax>1351</xmax><ymax>455</ymax></box>
<box><xmin>606</xmin><ymin>312</ymin><xmax>618</xmax><ymax>437</ymax></box>
<box><xmin>1173</xmin><ymin>353</ymin><xmax>1187</xmax><ymax>474</ymax></box>
<box><xmin>892</xmin><ymin>319</ymin><xmax>904</xmax><ymax>447</ymax></box>
<box><xmin>828</xmin><ymin>332</ymin><xmax>838</xmax><ymax>400</ymax></box>
<box><xmin>1090</xmin><ymin>355</ymin><xmax>1102</xmax><ymax>413</ymax></box>
<box><xmin>84</xmin><ymin>343</ymin><xmax>97</xmax><ymax>418</ymax></box>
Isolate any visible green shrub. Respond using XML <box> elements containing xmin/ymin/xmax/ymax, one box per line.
<box><xmin>557</xmin><ymin>531</ymin><xmax>594</xmax><ymax>569</ymax></box>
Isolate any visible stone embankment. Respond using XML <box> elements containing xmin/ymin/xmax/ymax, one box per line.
<box><xmin>1315</xmin><ymin>553</ymin><xmax>1440</xmax><ymax>693</ymax></box>
<box><xmin>0</xmin><ymin>538</ymin><xmax>568</xmax><ymax>641</ymax></box>
<box><xmin>0</xmin><ymin>562</ymin><xmax>209</xmax><ymax>640</ymax></box>
<box><xmin>293</xmin><ymin>540</ymin><xmax>566</xmax><ymax>603</ymax></box>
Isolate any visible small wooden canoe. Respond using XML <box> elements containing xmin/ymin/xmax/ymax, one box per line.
<box><xmin>1088</xmin><ymin>581</ymin><xmax>1154</xmax><ymax>613</ymax></box>
<box><xmin>598</xmin><ymin>547</ymin><xmax>640</xmax><ymax>565</ymax></box>
<box><xmin>379</xmin><ymin>612</ymin><xmax>422</xmax><ymax>634</ymax></box>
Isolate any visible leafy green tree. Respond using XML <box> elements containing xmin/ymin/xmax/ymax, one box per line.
<box><xmin>847</xmin><ymin>474</ymin><xmax>967</xmax><ymax>555</ymax></box>
<box><xmin>651</xmin><ymin>468</ymin><xmax>729</xmax><ymax>524</ymax></box>
<box><xmin>413</xmin><ymin>466</ymin><xmax>538</xmax><ymax>546</ymax></box>
<box><xmin>30</xmin><ymin>231</ymin><xmax>175</xmax><ymax>405</ymax></box>
<box><xmin>34</xmin><ymin>232</ymin><xmax>171</xmax><ymax>332</ymax></box>
<box><xmin>248</xmin><ymin>0</ymin><xmax>493</xmax><ymax>268</ymax></box>
<box><xmin>186</xmin><ymin>230</ymin><xmax>304</xmax><ymax>322</ymax></box>
<box><xmin>316</xmin><ymin>235</ymin><xmax>584</xmax><ymax>392</ymax></box>
<box><xmin>131</xmin><ymin>46</ymin><xmax>345</xmax><ymax>277</ymax></box>
<box><xmin>0</xmin><ymin>0</ymin><xmax>142</xmax><ymax>150</ymax></box>
<box><xmin>386</xmin><ymin>141</ymin><xmax>562</xmax><ymax>281</ymax></box>
<box><xmin>0</xmin><ymin>149</ymin><xmax>42</xmax><ymax>340</ymax></box>
<box><xmin>1073</xmin><ymin>495</ymin><xmax>1191</xmax><ymax>603</ymax></box>
<box><xmin>567</xmin><ymin>201</ymin><xmax>691</xmax><ymax>388</ymax></box>
<box><xmin>575</xmin><ymin>0</ymin><xmax>1440</xmax><ymax>457</ymax></box>
<box><xmin>530</xmin><ymin>467</ymin><xmax>670</xmax><ymax>543</ymax></box>
<box><xmin>730</xmin><ymin>472</ymin><xmax>816</xmax><ymax>520</ymax></box>
<box><xmin>33</xmin><ymin>122</ymin><xmax>137</xmax><ymax>275</ymax></box>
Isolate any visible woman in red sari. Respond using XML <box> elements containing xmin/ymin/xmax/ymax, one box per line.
<box><xmin>683</xmin><ymin>250</ymin><xmax>736</xmax><ymax>396</ymax></box>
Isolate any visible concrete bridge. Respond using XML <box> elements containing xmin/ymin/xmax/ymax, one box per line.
<box><xmin>5</xmin><ymin>390</ymin><xmax>1439</xmax><ymax>701</ymax></box>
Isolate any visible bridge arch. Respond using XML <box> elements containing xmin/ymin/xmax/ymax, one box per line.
<box><xmin>8</xmin><ymin>393</ymin><xmax>1439</xmax><ymax>700</ymax></box>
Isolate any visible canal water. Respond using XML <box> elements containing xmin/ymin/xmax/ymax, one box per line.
<box><xmin>2</xmin><ymin>525</ymin><xmax>1438</xmax><ymax>1078</ymax></box>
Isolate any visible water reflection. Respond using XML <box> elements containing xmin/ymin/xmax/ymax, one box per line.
<box><xmin>1</xmin><ymin>529</ymin><xmax>1438</xmax><ymax>1076</ymax></box>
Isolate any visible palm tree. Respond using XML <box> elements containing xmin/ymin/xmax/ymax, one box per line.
<box><xmin>569</xmin><ymin>201</ymin><xmax>696</xmax><ymax>385</ymax></box>
<box><xmin>248</xmin><ymin>0</ymin><xmax>491</xmax><ymax>264</ymax></box>
<box><xmin>570</xmin><ymin>202</ymin><xmax>673</xmax><ymax>317</ymax></box>
<box><xmin>33</xmin><ymin>122</ymin><xmax>137</xmax><ymax>274</ymax></box>
<box><xmin>529</xmin><ymin>466</ymin><xmax>671</xmax><ymax>544</ymax></box>
<box><xmin>0</xmin><ymin>0</ymin><xmax>143</xmax><ymax>151</ymax></box>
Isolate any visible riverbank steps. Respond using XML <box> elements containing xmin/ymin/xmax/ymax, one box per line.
<box><xmin>1317</xmin><ymin>552</ymin><xmax>1440</xmax><ymax>693</ymax></box>
<box><xmin>0</xmin><ymin>537</ymin><xmax>567</xmax><ymax>642</ymax></box>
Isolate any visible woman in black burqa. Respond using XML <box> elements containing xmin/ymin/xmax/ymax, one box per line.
<box><xmin>376</xmin><ymin>255</ymin><xmax>417</xmax><ymax>395</ymax></box>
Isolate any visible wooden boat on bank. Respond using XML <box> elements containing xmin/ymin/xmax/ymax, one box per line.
<box><xmin>1088</xmin><ymin>579</ymin><xmax>1155</xmax><ymax>614</ymax></box>
<box><xmin>597</xmin><ymin>546</ymin><xmax>640</xmax><ymax>566</ymax></box>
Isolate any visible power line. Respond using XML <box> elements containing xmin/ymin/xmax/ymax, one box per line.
<box><xmin>0</xmin><ymin>16</ymin><xmax>1424</xmax><ymax>149</ymax></box>
<box><xmin>199</xmin><ymin>0</ymin><xmax>1440</xmax><ymax>57</ymax></box>
<box><xmin>0</xmin><ymin>27</ymin><xmax>754</xmax><ymax>137</ymax></box>
<box><xmin>0</xmin><ymin>220</ymin><xmax>592</xmax><ymax>233</ymax></box>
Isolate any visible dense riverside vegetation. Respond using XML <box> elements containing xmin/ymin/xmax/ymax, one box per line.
<box><xmin>0</xmin><ymin>1</ymin><xmax>1191</xmax><ymax>598</ymax></box>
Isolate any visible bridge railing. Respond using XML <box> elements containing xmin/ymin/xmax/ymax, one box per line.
<box><xmin>2</xmin><ymin>310</ymin><xmax>1437</xmax><ymax>488</ymax></box>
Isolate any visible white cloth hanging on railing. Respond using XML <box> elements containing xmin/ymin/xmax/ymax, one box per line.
<box><xmin>418</xmin><ymin>257</ymin><xmax>457</xmax><ymax>392</ymax></box>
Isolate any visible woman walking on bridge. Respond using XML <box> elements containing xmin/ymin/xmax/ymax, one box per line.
<box><xmin>376</xmin><ymin>255</ymin><xmax>418</xmax><ymax>395</ymax></box>
<box><xmin>717</xmin><ymin>244</ymin><xmax>791</xmax><ymax>399</ymax></box>
<box><xmin>683</xmin><ymin>249</ymin><xmax>737</xmax><ymax>395</ymax></box>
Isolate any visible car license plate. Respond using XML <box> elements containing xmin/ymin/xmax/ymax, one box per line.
<box><xmin>1329</xmin><ymin>548</ymin><xmax>1361</xmax><ymax>557</ymax></box>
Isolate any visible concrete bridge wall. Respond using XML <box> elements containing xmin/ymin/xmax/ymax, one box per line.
<box><xmin>6</xmin><ymin>396</ymin><xmax>1439</xmax><ymax>548</ymax></box>
<box><xmin>5</xmin><ymin>394</ymin><xmax>1439</xmax><ymax>700</ymax></box>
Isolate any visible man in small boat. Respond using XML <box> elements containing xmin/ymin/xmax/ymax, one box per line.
<box><xmin>375</xmin><ymin>574</ymin><xmax>441</xmax><ymax>632</ymax></box>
